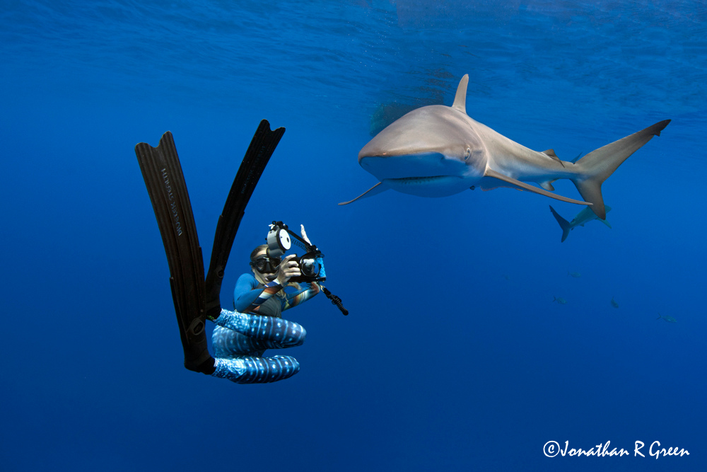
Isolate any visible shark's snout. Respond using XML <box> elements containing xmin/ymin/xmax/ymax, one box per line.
<box><xmin>360</xmin><ymin>153</ymin><xmax>477</xmax><ymax>197</ymax></box>
<box><xmin>360</xmin><ymin>152</ymin><xmax>465</xmax><ymax>181</ymax></box>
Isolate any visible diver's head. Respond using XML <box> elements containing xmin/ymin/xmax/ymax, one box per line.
<box><xmin>250</xmin><ymin>244</ymin><xmax>281</xmax><ymax>283</ymax></box>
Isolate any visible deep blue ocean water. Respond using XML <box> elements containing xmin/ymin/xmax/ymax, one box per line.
<box><xmin>1</xmin><ymin>1</ymin><xmax>705</xmax><ymax>471</ymax></box>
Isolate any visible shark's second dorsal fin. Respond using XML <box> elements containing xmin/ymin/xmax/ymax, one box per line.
<box><xmin>452</xmin><ymin>74</ymin><xmax>469</xmax><ymax>114</ymax></box>
<box><xmin>542</xmin><ymin>149</ymin><xmax>565</xmax><ymax>167</ymax></box>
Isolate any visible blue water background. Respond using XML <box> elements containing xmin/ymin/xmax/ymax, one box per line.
<box><xmin>1</xmin><ymin>1</ymin><xmax>705</xmax><ymax>471</ymax></box>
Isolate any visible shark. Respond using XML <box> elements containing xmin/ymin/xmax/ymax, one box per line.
<box><xmin>549</xmin><ymin>204</ymin><xmax>612</xmax><ymax>243</ymax></box>
<box><xmin>340</xmin><ymin>74</ymin><xmax>670</xmax><ymax>220</ymax></box>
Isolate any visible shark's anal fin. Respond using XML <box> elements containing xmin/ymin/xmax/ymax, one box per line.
<box><xmin>339</xmin><ymin>182</ymin><xmax>389</xmax><ymax>205</ymax></box>
<box><xmin>483</xmin><ymin>168</ymin><xmax>591</xmax><ymax>206</ymax></box>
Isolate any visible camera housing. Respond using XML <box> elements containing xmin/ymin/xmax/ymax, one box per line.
<box><xmin>266</xmin><ymin>222</ymin><xmax>325</xmax><ymax>283</ymax></box>
<box><xmin>287</xmin><ymin>253</ymin><xmax>323</xmax><ymax>283</ymax></box>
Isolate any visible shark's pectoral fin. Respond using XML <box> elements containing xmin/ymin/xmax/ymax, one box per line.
<box><xmin>483</xmin><ymin>169</ymin><xmax>591</xmax><ymax>206</ymax></box>
<box><xmin>338</xmin><ymin>182</ymin><xmax>389</xmax><ymax>205</ymax></box>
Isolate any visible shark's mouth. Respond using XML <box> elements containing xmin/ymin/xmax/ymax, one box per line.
<box><xmin>385</xmin><ymin>175</ymin><xmax>456</xmax><ymax>184</ymax></box>
<box><xmin>360</xmin><ymin>153</ymin><xmax>467</xmax><ymax>179</ymax></box>
<box><xmin>382</xmin><ymin>175</ymin><xmax>468</xmax><ymax>197</ymax></box>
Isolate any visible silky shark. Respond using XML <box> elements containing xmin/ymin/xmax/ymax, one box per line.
<box><xmin>340</xmin><ymin>74</ymin><xmax>670</xmax><ymax>219</ymax></box>
<box><xmin>549</xmin><ymin>204</ymin><xmax>612</xmax><ymax>243</ymax></box>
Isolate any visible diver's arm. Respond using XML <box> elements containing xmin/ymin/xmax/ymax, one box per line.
<box><xmin>283</xmin><ymin>281</ymin><xmax>322</xmax><ymax>311</ymax></box>
<box><xmin>282</xmin><ymin>254</ymin><xmax>326</xmax><ymax>311</ymax></box>
<box><xmin>233</xmin><ymin>273</ymin><xmax>282</xmax><ymax>312</ymax></box>
<box><xmin>233</xmin><ymin>256</ymin><xmax>301</xmax><ymax>313</ymax></box>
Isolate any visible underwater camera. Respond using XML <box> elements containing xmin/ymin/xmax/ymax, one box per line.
<box><xmin>265</xmin><ymin>221</ymin><xmax>348</xmax><ymax>315</ymax></box>
<box><xmin>266</xmin><ymin>221</ymin><xmax>325</xmax><ymax>284</ymax></box>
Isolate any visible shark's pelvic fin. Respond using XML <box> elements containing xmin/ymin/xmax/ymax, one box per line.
<box><xmin>484</xmin><ymin>168</ymin><xmax>590</xmax><ymax>206</ymax></box>
<box><xmin>452</xmin><ymin>74</ymin><xmax>469</xmax><ymax>114</ymax></box>
<box><xmin>572</xmin><ymin>120</ymin><xmax>670</xmax><ymax>219</ymax></box>
<box><xmin>338</xmin><ymin>182</ymin><xmax>388</xmax><ymax>205</ymax></box>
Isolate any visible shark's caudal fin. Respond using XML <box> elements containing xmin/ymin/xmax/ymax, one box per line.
<box><xmin>549</xmin><ymin>205</ymin><xmax>572</xmax><ymax>242</ymax></box>
<box><xmin>572</xmin><ymin>120</ymin><xmax>670</xmax><ymax>219</ymax></box>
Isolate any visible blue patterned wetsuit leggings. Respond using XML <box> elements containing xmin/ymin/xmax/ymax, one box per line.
<box><xmin>211</xmin><ymin>309</ymin><xmax>307</xmax><ymax>384</ymax></box>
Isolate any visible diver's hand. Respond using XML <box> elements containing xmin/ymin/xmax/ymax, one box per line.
<box><xmin>275</xmin><ymin>255</ymin><xmax>301</xmax><ymax>285</ymax></box>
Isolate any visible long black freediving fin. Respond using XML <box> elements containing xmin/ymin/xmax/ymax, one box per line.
<box><xmin>136</xmin><ymin>131</ymin><xmax>214</xmax><ymax>374</ymax></box>
<box><xmin>136</xmin><ymin>120</ymin><xmax>285</xmax><ymax>375</ymax></box>
<box><xmin>204</xmin><ymin>120</ymin><xmax>285</xmax><ymax>320</ymax></box>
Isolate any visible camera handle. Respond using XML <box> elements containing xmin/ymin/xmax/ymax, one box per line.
<box><xmin>322</xmin><ymin>287</ymin><xmax>349</xmax><ymax>316</ymax></box>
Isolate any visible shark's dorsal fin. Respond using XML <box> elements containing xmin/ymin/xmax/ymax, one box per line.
<box><xmin>542</xmin><ymin>149</ymin><xmax>565</xmax><ymax>167</ymax></box>
<box><xmin>338</xmin><ymin>182</ymin><xmax>389</xmax><ymax>205</ymax></box>
<box><xmin>452</xmin><ymin>74</ymin><xmax>469</xmax><ymax>114</ymax></box>
<box><xmin>483</xmin><ymin>168</ymin><xmax>590</xmax><ymax>206</ymax></box>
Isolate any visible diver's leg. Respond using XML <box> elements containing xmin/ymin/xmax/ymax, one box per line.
<box><xmin>212</xmin><ymin>325</ymin><xmax>263</xmax><ymax>358</ymax></box>
<box><xmin>214</xmin><ymin>309</ymin><xmax>307</xmax><ymax>348</ymax></box>
<box><xmin>213</xmin><ymin>355</ymin><xmax>300</xmax><ymax>384</ymax></box>
<box><xmin>210</xmin><ymin>312</ymin><xmax>305</xmax><ymax>384</ymax></box>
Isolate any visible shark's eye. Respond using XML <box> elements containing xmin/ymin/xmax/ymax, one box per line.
<box><xmin>464</xmin><ymin>147</ymin><xmax>471</xmax><ymax>160</ymax></box>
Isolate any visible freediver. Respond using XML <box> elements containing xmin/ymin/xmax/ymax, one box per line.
<box><xmin>136</xmin><ymin>120</ymin><xmax>345</xmax><ymax>385</ymax></box>
<box><xmin>211</xmin><ymin>244</ymin><xmax>323</xmax><ymax>382</ymax></box>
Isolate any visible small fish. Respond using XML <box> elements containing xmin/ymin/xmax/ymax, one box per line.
<box><xmin>502</xmin><ymin>274</ymin><xmax>510</xmax><ymax>280</ymax></box>
<box><xmin>657</xmin><ymin>313</ymin><xmax>677</xmax><ymax>323</ymax></box>
<box><xmin>553</xmin><ymin>296</ymin><xmax>567</xmax><ymax>305</ymax></box>
<box><xmin>568</xmin><ymin>271</ymin><xmax>581</xmax><ymax>278</ymax></box>
<box><xmin>610</xmin><ymin>297</ymin><xmax>619</xmax><ymax>308</ymax></box>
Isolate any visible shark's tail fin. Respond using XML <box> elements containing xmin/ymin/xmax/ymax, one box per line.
<box><xmin>549</xmin><ymin>205</ymin><xmax>571</xmax><ymax>243</ymax></box>
<box><xmin>571</xmin><ymin>120</ymin><xmax>670</xmax><ymax>219</ymax></box>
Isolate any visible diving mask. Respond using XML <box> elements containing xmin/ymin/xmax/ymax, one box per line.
<box><xmin>251</xmin><ymin>255</ymin><xmax>281</xmax><ymax>273</ymax></box>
